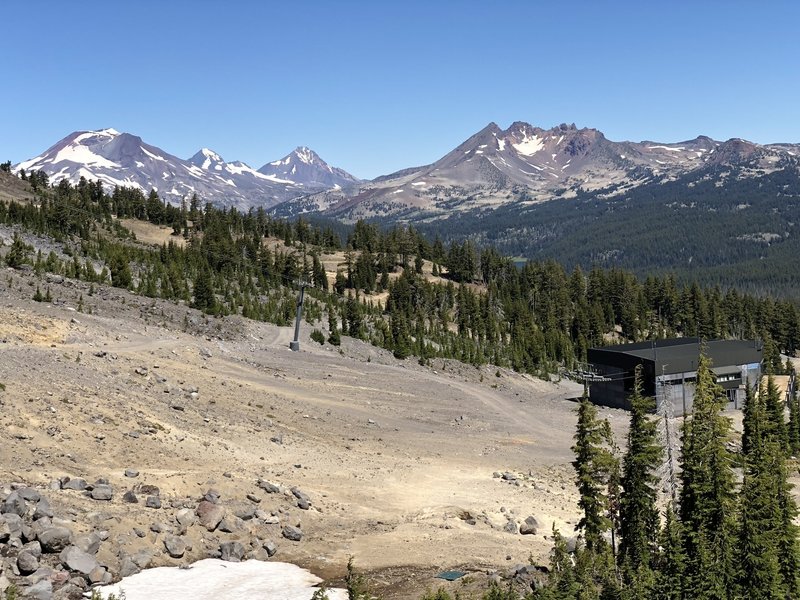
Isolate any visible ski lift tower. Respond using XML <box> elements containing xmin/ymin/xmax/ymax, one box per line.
<box><xmin>289</xmin><ymin>280</ymin><xmax>309</xmax><ymax>352</ymax></box>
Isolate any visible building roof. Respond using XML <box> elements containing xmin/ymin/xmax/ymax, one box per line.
<box><xmin>591</xmin><ymin>338</ymin><xmax>762</xmax><ymax>375</ymax></box>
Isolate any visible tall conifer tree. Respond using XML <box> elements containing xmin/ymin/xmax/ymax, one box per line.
<box><xmin>618</xmin><ymin>365</ymin><xmax>661</xmax><ymax>589</ymax></box>
<box><xmin>678</xmin><ymin>352</ymin><xmax>737</xmax><ymax>599</ymax></box>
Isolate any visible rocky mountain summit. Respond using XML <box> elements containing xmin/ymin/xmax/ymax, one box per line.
<box><xmin>272</xmin><ymin>121</ymin><xmax>800</xmax><ymax>221</ymax></box>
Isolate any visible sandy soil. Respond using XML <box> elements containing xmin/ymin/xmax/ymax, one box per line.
<box><xmin>0</xmin><ymin>266</ymin><xmax>634</xmax><ymax>598</ymax></box>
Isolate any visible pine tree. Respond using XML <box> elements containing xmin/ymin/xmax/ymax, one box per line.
<box><xmin>618</xmin><ymin>365</ymin><xmax>661</xmax><ymax>588</ymax></box>
<box><xmin>327</xmin><ymin>305</ymin><xmax>341</xmax><ymax>346</ymax></box>
<box><xmin>678</xmin><ymin>352</ymin><xmax>737</xmax><ymax>599</ymax></box>
<box><xmin>763</xmin><ymin>376</ymin><xmax>789</xmax><ymax>455</ymax></box>
<box><xmin>192</xmin><ymin>267</ymin><xmax>216</xmax><ymax>313</ymax></box>
<box><xmin>787</xmin><ymin>378</ymin><xmax>800</xmax><ymax>457</ymax></box>
<box><xmin>572</xmin><ymin>391</ymin><xmax>616</xmax><ymax>551</ymax></box>
<box><xmin>654</xmin><ymin>505</ymin><xmax>685</xmax><ymax>600</ymax></box>
<box><xmin>738</xmin><ymin>383</ymin><xmax>782</xmax><ymax>599</ymax></box>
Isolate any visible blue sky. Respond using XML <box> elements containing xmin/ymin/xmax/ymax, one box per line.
<box><xmin>2</xmin><ymin>1</ymin><xmax>798</xmax><ymax>179</ymax></box>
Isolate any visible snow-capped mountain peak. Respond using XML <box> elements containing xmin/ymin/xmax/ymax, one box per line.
<box><xmin>258</xmin><ymin>147</ymin><xmax>359</xmax><ymax>189</ymax></box>
<box><xmin>14</xmin><ymin>129</ymin><xmax>359</xmax><ymax>210</ymax></box>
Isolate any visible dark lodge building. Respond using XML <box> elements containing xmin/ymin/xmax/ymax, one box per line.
<box><xmin>587</xmin><ymin>338</ymin><xmax>763</xmax><ymax>414</ymax></box>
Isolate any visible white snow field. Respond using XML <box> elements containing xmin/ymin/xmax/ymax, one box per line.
<box><xmin>90</xmin><ymin>559</ymin><xmax>346</xmax><ymax>600</ymax></box>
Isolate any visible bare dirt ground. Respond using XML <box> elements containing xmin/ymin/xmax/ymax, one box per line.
<box><xmin>0</xmin><ymin>266</ymin><xmax>635</xmax><ymax>598</ymax></box>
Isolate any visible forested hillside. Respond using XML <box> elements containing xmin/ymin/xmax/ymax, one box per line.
<box><xmin>0</xmin><ymin>170</ymin><xmax>797</xmax><ymax>382</ymax></box>
<box><xmin>407</xmin><ymin>165</ymin><xmax>800</xmax><ymax>297</ymax></box>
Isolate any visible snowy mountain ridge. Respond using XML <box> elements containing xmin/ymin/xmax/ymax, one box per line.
<box><xmin>15</xmin><ymin>129</ymin><xmax>359</xmax><ymax>210</ymax></box>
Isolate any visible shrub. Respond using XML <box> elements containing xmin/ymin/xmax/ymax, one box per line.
<box><xmin>310</xmin><ymin>329</ymin><xmax>325</xmax><ymax>345</ymax></box>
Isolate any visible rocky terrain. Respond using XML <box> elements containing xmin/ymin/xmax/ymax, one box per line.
<box><xmin>0</xmin><ymin>260</ymin><xmax>626</xmax><ymax>598</ymax></box>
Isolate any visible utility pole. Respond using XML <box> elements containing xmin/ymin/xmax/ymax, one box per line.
<box><xmin>289</xmin><ymin>281</ymin><xmax>308</xmax><ymax>352</ymax></box>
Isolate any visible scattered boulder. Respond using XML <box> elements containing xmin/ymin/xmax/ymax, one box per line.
<box><xmin>504</xmin><ymin>520</ymin><xmax>519</xmax><ymax>535</ymax></box>
<box><xmin>291</xmin><ymin>487</ymin><xmax>311</xmax><ymax>510</ymax></box>
<box><xmin>119</xmin><ymin>555</ymin><xmax>140</xmax><ymax>578</ymax></box>
<box><xmin>2</xmin><ymin>491</ymin><xmax>27</xmax><ymax>516</ymax></box>
<box><xmin>122</xmin><ymin>490</ymin><xmax>138</xmax><ymax>504</ymax></box>
<box><xmin>124</xmin><ymin>469</ymin><xmax>140</xmax><ymax>478</ymax></box>
<box><xmin>145</xmin><ymin>496</ymin><xmax>162</xmax><ymax>509</ymax></box>
<box><xmin>38</xmin><ymin>526</ymin><xmax>73</xmax><ymax>553</ymax></box>
<box><xmin>62</xmin><ymin>478</ymin><xmax>87</xmax><ymax>491</ymax></box>
<box><xmin>33</xmin><ymin>498</ymin><xmax>53</xmax><ymax>520</ymax></box>
<box><xmin>520</xmin><ymin>516</ymin><xmax>539</xmax><ymax>536</ymax></box>
<box><xmin>204</xmin><ymin>489</ymin><xmax>221</xmax><ymax>504</ymax></box>
<box><xmin>164</xmin><ymin>535</ymin><xmax>186</xmax><ymax>558</ymax></box>
<box><xmin>137</xmin><ymin>484</ymin><xmax>160</xmax><ymax>496</ymax></box>
<box><xmin>263</xmin><ymin>540</ymin><xmax>277</xmax><ymax>557</ymax></box>
<box><xmin>220</xmin><ymin>541</ymin><xmax>245</xmax><ymax>562</ymax></box>
<box><xmin>22</xmin><ymin>579</ymin><xmax>52</xmax><ymax>600</ymax></box>
<box><xmin>256</xmin><ymin>479</ymin><xmax>281</xmax><ymax>494</ymax></box>
<box><xmin>282</xmin><ymin>525</ymin><xmax>303</xmax><ymax>542</ymax></box>
<box><xmin>90</xmin><ymin>485</ymin><xmax>113</xmax><ymax>501</ymax></box>
<box><xmin>218</xmin><ymin>517</ymin><xmax>242</xmax><ymax>534</ymax></box>
<box><xmin>175</xmin><ymin>508</ymin><xmax>196</xmax><ymax>527</ymax></box>
<box><xmin>74</xmin><ymin>532</ymin><xmax>101</xmax><ymax>555</ymax></box>
<box><xmin>195</xmin><ymin>500</ymin><xmax>225</xmax><ymax>531</ymax></box>
<box><xmin>60</xmin><ymin>545</ymin><xmax>99</xmax><ymax>576</ymax></box>
<box><xmin>17</xmin><ymin>488</ymin><xmax>41</xmax><ymax>503</ymax></box>
<box><xmin>17</xmin><ymin>549</ymin><xmax>39</xmax><ymax>574</ymax></box>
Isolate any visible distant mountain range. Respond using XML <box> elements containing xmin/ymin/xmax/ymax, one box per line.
<box><xmin>13</xmin><ymin>121</ymin><xmax>800</xmax><ymax>224</ymax></box>
<box><xmin>14</xmin><ymin>129</ymin><xmax>359</xmax><ymax>209</ymax></box>
<box><xmin>272</xmin><ymin>121</ymin><xmax>800</xmax><ymax>220</ymax></box>
<box><xmin>11</xmin><ymin>121</ymin><xmax>800</xmax><ymax>295</ymax></box>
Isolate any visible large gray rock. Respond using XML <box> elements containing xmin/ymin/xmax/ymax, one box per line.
<box><xmin>164</xmin><ymin>535</ymin><xmax>186</xmax><ymax>558</ymax></box>
<box><xmin>122</xmin><ymin>490</ymin><xmax>138</xmax><ymax>504</ymax></box>
<box><xmin>60</xmin><ymin>545</ymin><xmax>99</xmax><ymax>575</ymax></box>
<box><xmin>220</xmin><ymin>541</ymin><xmax>245</xmax><ymax>562</ymax></box>
<box><xmin>282</xmin><ymin>525</ymin><xmax>303</xmax><ymax>542</ymax></box>
<box><xmin>17</xmin><ymin>550</ymin><xmax>40</xmax><ymax>574</ymax></box>
<box><xmin>256</xmin><ymin>479</ymin><xmax>281</xmax><ymax>494</ymax></box>
<box><xmin>2</xmin><ymin>491</ymin><xmax>27</xmax><ymax>516</ymax></box>
<box><xmin>90</xmin><ymin>484</ymin><xmax>113</xmax><ymax>501</ymax></box>
<box><xmin>1</xmin><ymin>513</ymin><xmax>24</xmax><ymax>539</ymax></box>
<box><xmin>145</xmin><ymin>496</ymin><xmax>162</xmax><ymax>509</ymax></box>
<box><xmin>119</xmin><ymin>555</ymin><xmax>140</xmax><ymax>577</ymax></box>
<box><xmin>196</xmin><ymin>500</ymin><xmax>225</xmax><ymax>531</ymax></box>
<box><xmin>175</xmin><ymin>508</ymin><xmax>196</xmax><ymax>527</ymax></box>
<box><xmin>520</xmin><ymin>516</ymin><xmax>540</xmax><ymax>535</ymax></box>
<box><xmin>38</xmin><ymin>526</ymin><xmax>73</xmax><ymax>553</ymax></box>
<box><xmin>17</xmin><ymin>487</ymin><xmax>41</xmax><ymax>502</ymax></box>
<box><xmin>218</xmin><ymin>516</ymin><xmax>243</xmax><ymax>534</ymax></box>
<box><xmin>22</xmin><ymin>579</ymin><xmax>52</xmax><ymax>600</ymax></box>
<box><xmin>504</xmin><ymin>520</ymin><xmax>519</xmax><ymax>535</ymax></box>
<box><xmin>62</xmin><ymin>478</ymin><xmax>87</xmax><ymax>491</ymax></box>
<box><xmin>23</xmin><ymin>540</ymin><xmax>43</xmax><ymax>558</ymax></box>
<box><xmin>74</xmin><ymin>532</ymin><xmax>101</xmax><ymax>555</ymax></box>
<box><xmin>33</xmin><ymin>498</ymin><xmax>53</xmax><ymax>520</ymax></box>
<box><xmin>263</xmin><ymin>540</ymin><xmax>277</xmax><ymax>557</ymax></box>
<box><xmin>291</xmin><ymin>487</ymin><xmax>311</xmax><ymax>510</ymax></box>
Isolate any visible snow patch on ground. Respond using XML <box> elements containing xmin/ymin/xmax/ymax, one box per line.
<box><xmin>90</xmin><ymin>559</ymin><xmax>346</xmax><ymax>600</ymax></box>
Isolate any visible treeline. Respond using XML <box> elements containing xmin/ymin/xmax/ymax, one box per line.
<box><xmin>1</xmin><ymin>175</ymin><xmax>799</xmax><ymax>380</ymax></box>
